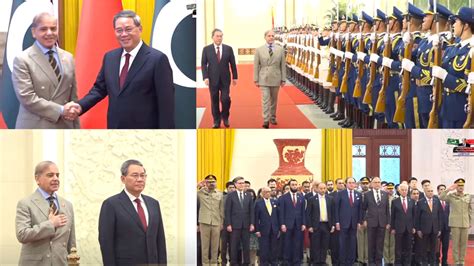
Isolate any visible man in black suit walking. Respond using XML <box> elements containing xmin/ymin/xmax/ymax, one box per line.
<box><xmin>362</xmin><ymin>176</ymin><xmax>390</xmax><ymax>266</ymax></box>
<box><xmin>390</xmin><ymin>183</ymin><xmax>416</xmax><ymax>265</ymax></box>
<box><xmin>225</xmin><ymin>176</ymin><xmax>254</xmax><ymax>265</ymax></box>
<box><xmin>415</xmin><ymin>185</ymin><xmax>443</xmax><ymax>265</ymax></box>
<box><xmin>201</xmin><ymin>28</ymin><xmax>238</xmax><ymax>128</ymax></box>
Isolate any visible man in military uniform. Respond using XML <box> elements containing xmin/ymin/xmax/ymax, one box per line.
<box><xmin>439</xmin><ymin>178</ymin><xmax>472</xmax><ymax>265</ymax></box>
<box><xmin>357</xmin><ymin>177</ymin><xmax>370</xmax><ymax>265</ymax></box>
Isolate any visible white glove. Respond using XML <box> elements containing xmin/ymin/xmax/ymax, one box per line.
<box><xmin>335</xmin><ymin>32</ymin><xmax>340</xmax><ymax>40</ymax></box>
<box><xmin>402</xmin><ymin>58</ymin><xmax>415</xmax><ymax>72</ymax></box>
<box><xmin>468</xmin><ymin>72</ymin><xmax>474</xmax><ymax>85</ymax></box>
<box><xmin>444</xmin><ymin>31</ymin><xmax>453</xmax><ymax>41</ymax></box>
<box><xmin>383</xmin><ymin>34</ymin><xmax>389</xmax><ymax>43</ymax></box>
<box><xmin>370</xmin><ymin>33</ymin><xmax>376</xmax><ymax>42</ymax></box>
<box><xmin>357</xmin><ymin>32</ymin><xmax>362</xmax><ymax>40</ymax></box>
<box><xmin>370</xmin><ymin>53</ymin><xmax>380</xmax><ymax>63</ymax></box>
<box><xmin>336</xmin><ymin>50</ymin><xmax>344</xmax><ymax>58</ymax></box>
<box><xmin>430</xmin><ymin>34</ymin><xmax>440</xmax><ymax>47</ymax></box>
<box><xmin>357</xmin><ymin>52</ymin><xmax>367</xmax><ymax>61</ymax></box>
<box><xmin>345</xmin><ymin>52</ymin><xmax>354</xmax><ymax>60</ymax></box>
<box><xmin>329</xmin><ymin>47</ymin><xmax>336</xmax><ymax>55</ymax></box>
<box><xmin>432</xmin><ymin>66</ymin><xmax>448</xmax><ymax>81</ymax></box>
<box><xmin>403</xmin><ymin>32</ymin><xmax>411</xmax><ymax>44</ymax></box>
<box><xmin>470</xmin><ymin>36</ymin><xmax>474</xmax><ymax>47</ymax></box>
<box><xmin>382</xmin><ymin>57</ymin><xmax>393</xmax><ymax>68</ymax></box>
<box><xmin>330</xmin><ymin>32</ymin><xmax>334</xmax><ymax>38</ymax></box>
<box><xmin>344</xmin><ymin>33</ymin><xmax>350</xmax><ymax>41</ymax></box>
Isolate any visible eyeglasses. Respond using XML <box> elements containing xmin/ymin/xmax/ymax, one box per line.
<box><xmin>128</xmin><ymin>173</ymin><xmax>147</xmax><ymax>180</ymax></box>
<box><xmin>115</xmin><ymin>27</ymin><xmax>136</xmax><ymax>35</ymax></box>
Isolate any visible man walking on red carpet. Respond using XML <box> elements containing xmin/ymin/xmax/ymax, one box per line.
<box><xmin>201</xmin><ymin>28</ymin><xmax>238</xmax><ymax>128</ymax></box>
<box><xmin>254</xmin><ymin>30</ymin><xmax>286</xmax><ymax>129</ymax></box>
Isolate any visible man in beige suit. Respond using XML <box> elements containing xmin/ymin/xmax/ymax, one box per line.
<box><xmin>12</xmin><ymin>12</ymin><xmax>80</xmax><ymax>129</ymax></box>
<box><xmin>16</xmin><ymin>161</ymin><xmax>76</xmax><ymax>266</ymax></box>
<box><xmin>254</xmin><ymin>30</ymin><xmax>286</xmax><ymax>128</ymax></box>
<box><xmin>439</xmin><ymin>178</ymin><xmax>472</xmax><ymax>265</ymax></box>
<box><xmin>197</xmin><ymin>174</ymin><xmax>224</xmax><ymax>266</ymax></box>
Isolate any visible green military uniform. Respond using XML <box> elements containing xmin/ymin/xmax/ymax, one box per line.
<box><xmin>357</xmin><ymin>177</ymin><xmax>371</xmax><ymax>264</ymax></box>
<box><xmin>383</xmin><ymin>183</ymin><xmax>396</xmax><ymax>264</ymax></box>
<box><xmin>439</xmin><ymin>179</ymin><xmax>472</xmax><ymax>265</ymax></box>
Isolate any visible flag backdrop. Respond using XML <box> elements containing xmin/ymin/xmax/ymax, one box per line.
<box><xmin>151</xmin><ymin>0</ymin><xmax>196</xmax><ymax>128</ymax></box>
<box><xmin>0</xmin><ymin>0</ymin><xmax>55</xmax><ymax>128</ymax></box>
<box><xmin>74</xmin><ymin>0</ymin><xmax>123</xmax><ymax>128</ymax></box>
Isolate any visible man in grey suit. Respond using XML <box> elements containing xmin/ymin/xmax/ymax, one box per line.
<box><xmin>15</xmin><ymin>161</ymin><xmax>76</xmax><ymax>266</ymax></box>
<box><xmin>254</xmin><ymin>30</ymin><xmax>286</xmax><ymax>128</ymax></box>
<box><xmin>11</xmin><ymin>12</ymin><xmax>80</xmax><ymax>129</ymax></box>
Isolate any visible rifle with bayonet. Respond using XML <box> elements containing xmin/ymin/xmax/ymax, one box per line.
<box><xmin>463</xmin><ymin>46</ymin><xmax>474</xmax><ymax>128</ymax></box>
<box><xmin>353</xmin><ymin>21</ymin><xmax>364</xmax><ymax>98</ymax></box>
<box><xmin>340</xmin><ymin>25</ymin><xmax>352</xmax><ymax>93</ymax></box>
<box><xmin>363</xmin><ymin>5</ymin><xmax>378</xmax><ymax>104</ymax></box>
<box><xmin>428</xmin><ymin>0</ymin><xmax>442</xmax><ymax>128</ymax></box>
<box><xmin>374</xmin><ymin>12</ymin><xmax>391</xmax><ymax>113</ymax></box>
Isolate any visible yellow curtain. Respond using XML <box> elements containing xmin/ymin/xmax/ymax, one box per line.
<box><xmin>62</xmin><ymin>0</ymin><xmax>155</xmax><ymax>55</ymax></box>
<box><xmin>321</xmin><ymin>129</ymin><xmax>352</xmax><ymax>183</ymax></box>
<box><xmin>197</xmin><ymin>129</ymin><xmax>235</xmax><ymax>191</ymax></box>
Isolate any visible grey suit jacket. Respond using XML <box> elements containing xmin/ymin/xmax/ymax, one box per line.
<box><xmin>16</xmin><ymin>190</ymin><xmax>76</xmax><ymax>266</ymax></box>
<box><xmin>12</xmin><ymin>43</ymin><xmax>80</xmax><ymax>129</ymax></box>
<box><xmin>253</xmin><ymin>44</ymin><xmax>286</xmax><ymax>87</ymax></box>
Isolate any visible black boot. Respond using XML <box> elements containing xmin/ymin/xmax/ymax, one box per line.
<box><xmin>321</xmin><ymin>90</ymin><xmax>329</xmax><ymax>109</ymax></box>
<box><xmin>325</xmin><ymin>92</ymin><xmax>335</xmax><ymax>114</ymax></box>
<box><xmin>339</xmin><ymin>102</ymin><xmax>350</xmax><ymax>126</ymax></box>
<box><xmin>343</xmin><ymin>103</ymin><xmax>354</xmax><ymax>128</ymax></box>
<box><xmin>334</xmin><ymin>98</ymin><xmax>345</xmax><ymax>121</ymax></box>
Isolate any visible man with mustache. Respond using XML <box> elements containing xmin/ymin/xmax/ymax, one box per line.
<box><xmin>98</xmin><ymin>159</ymin><xmax>167</xmax><ymax>265</ymax></box>
<box><xmin>15</xmin><ymin>161</ymin><xmax>76</xmax><ymax>266</ymax></box>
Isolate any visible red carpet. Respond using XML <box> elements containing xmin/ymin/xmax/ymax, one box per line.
<box><xmin>197</xmin><ymin>64</ymin><xmax>316</xmax><ymax>128</ymax></box>
<box><xmin>0</xmin><ymin>113</ymin><xmax>7</xmax><ymax>129</ymax></box>
<box><xmin>447</xmin><ymin>239</ymin><xmax>474</xmax><ymax>265</ymax></box>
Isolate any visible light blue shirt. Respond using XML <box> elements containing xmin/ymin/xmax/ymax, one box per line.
<box><xmin>37</xmin><ymin>187</ymin><xmax>59</xmax><ymax>211</ymax></box>
<box><xmin>34</xmin><ymin>40</ymin><xmax>62</xmax><ymax>74</ymax></box>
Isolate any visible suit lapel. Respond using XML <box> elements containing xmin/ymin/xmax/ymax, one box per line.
<box><xmin>118</xmin><ymin>191</ymin><xmax>146</xmax><ymax>232</ymax></box>
<box><xmin>30</xmin><ymin>190</ymin><xmax>51</xmax><ymax>219</ymax></box>
<box><xmin>111</xmin><ymin>49</ymin><xmax>122</xmax><ymax>96</ymax></box>
<box><xmin>142</xmin><ymin>195</ymin><xmax>153</xmax><ymax>232</ymax></box>
<box><xmin>120</xmin><ymin>44</ymin><xmax>150</xmax><ymax>95</ymax></box>
<box><xmin>29</xmin><ymin>44</ymin><xmax>59</xmax><ymax>87</ymax></box>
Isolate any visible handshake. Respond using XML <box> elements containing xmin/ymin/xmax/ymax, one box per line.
<box><xmin>62</xmin><ymin>102</ymin><xmax>82</xmax><ymax>121</ymax></box>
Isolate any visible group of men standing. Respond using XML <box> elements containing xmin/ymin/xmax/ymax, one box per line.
<box><xmin>280</xmin><ymin>3</ymin><xmax>474</xmax><ymax>129</ymax></box>
<box><xmin>197</xmin><ymin>175</ymin><xmax>472</xmax><ymax>266</ymax></box>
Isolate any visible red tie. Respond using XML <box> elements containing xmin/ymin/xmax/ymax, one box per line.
<box><xmin>402</xmin><ymin>198</ymin><xmax>407</xmax><ymax>213</ymax></box>
<box><xmin>292</xmin><ymin>193</ymin><xmax>296</xmax><ymax>207</ymax></box>
<box><xmin>134</xmin><ymin>198</ymin><xmax>147</xmax><ymax>231</ymax></box>
<box><xmin>441</xmin><ymin>201</ymin><xmax>445</xmax><ymax>211</ymax></box>
<box><xmin>349</xmin><ymin>191</ymin><xmax>353</xmax><ymax>207</ymax></box>
<box><xmin>216</xmin><ymin>46</ymin><xmax>221</xmax><ymax>63</ymax></box>
<box><xmin>119</xmin><ymin>53</ymin><xmax>130</xmax><ymax>89</ymax></box>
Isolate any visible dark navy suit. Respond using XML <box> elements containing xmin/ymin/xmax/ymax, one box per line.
<box><xmin>98</xmin><ymin>190</ymin><xmax>167</xmax><ymax>266</ymax></box>
<box><xmin>391</xmin><ymin>196</ymin><xmax>415</xmax><ymax>265</ymax></box>
<box><xmin>255</xmin><ymin>198</ymin><xmax>279</xmax><ymax>266</ymax></box>
<box><xmin>415</xmin><ymin>196</ymin><xmax>443</xmax><ymax>265</ymax></box>
<box><xmin>78</xmin><ymin>43</ymin><xmax>175</xmax><ymax>129</ymax></box>
<box><xmin>278</xmin><ymin>192</ymin><xmax>306</xmax><ymax>265</ymax></box>
<box><xmin>306</xmin><ymin>194</ymin><xmax>334</xmax><ymax>265</ymax></box>
<box><xmin>437</xmin><ymin>199</ymin><xmax>450</xmax><ymax>265</ymax></box>
<box><xmin>334</xmin><ymin>189</ymin><xmax>362</xmax><ymax>266</ymax></box>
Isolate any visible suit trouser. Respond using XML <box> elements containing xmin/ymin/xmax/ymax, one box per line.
<box><xmin>451</xmin><ymin>227</ymin><xmax>469</xmax><ymax>265</ymax></box>
<box><xmin>383</xmin><ymin>229</ymin><xmax>395</xmax><ymax>264</ymax></box>
<box><xmin>220</xmin><ymin>230</ymin><xmax>231</xmax><ymax>265</ymax></box>
<box><xmin>395</xmin><ymin>230</ymin><xmax>413</xmax><ymax>266</ymax></box>
<box><xmin>420</xmin><ymin>232</ymin><xmax>438</xmax><ymax>265</ymax></box>
<box><xmin>367</xmin><ymin>226</ymin><xmax>385</xmax><ymax>265</ymax></box>
<box><xmin>283</xmin><ymin>226</ymin><xmax>303</xmax><ymax>264</ymax></box>
<box><xmin>258</xmin><ymin>229</ymin><xmax>278</xmax><ymax>266</ymax></box>
<box><xmin>311</xmin><ymin>222</ymin><xmax>330</xmax><ymax>265</ymax></box>
<box><xmin>330</xmin><ymin>231</ymin><xmax>340</xmax><ymax>265</ymax></box>
<box><xmin>260</xmin><ymin>86</ymin><xmax>280</xmax><ymax>122</ymax></box>
<box><xmin>357</xmin><ymin>226</ymin><xmax>368</xmax><ymax>263</ymax></box>
<box><xmin>339</xmin><ymin>227</ymin><xmax>357</xmax><ymax>266</ymax></box>
<box><xmin>230</xmin><ymin>228</ymin><xmax>250</xmax><ymax>265</ymax></box>
<box><xmin>210</xmin><ymin>80</ymin><xmax>231</xmax><ymax>122</ymax></box>
<box><xmin>200</xmin><ymin>223</ymin><xmax>221</xmax><ymax>265</ymax></box>
<box><xmin>436</xmin><ymin>229</ymin><xmax>450</xmax><ymax>265</ymax></box>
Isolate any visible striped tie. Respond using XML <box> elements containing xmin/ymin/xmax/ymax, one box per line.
<box><xmin>269</xmin><ymin>45</ymin><xmax>273</xmax><ymax>57</ymax></box>
<box><xmin>47</xmin><ymin>50</ymin><xmax>61</xmax><ymax>82</ymax></box>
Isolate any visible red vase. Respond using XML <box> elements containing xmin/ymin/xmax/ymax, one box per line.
<box><xmin>271</xmin><ymin>139</ymin><xmax>313</xmax><ymax>183</ymax></box>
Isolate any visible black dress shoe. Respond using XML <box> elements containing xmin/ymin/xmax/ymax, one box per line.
<box><xmin>270</xmin><ymin>120</ymin><xmax>277</xmax><ymax>125</ymax></box>
<box><xmin>223</xmin><ymin>119</ymin><xmax>230</xmax><ymax>128</ymax></box>
<box><xmin>212</xmin><ymin>121</ymin><xmax>220</xmax><ymax>128</ymax></box>
<box><xmin>262</xmin><ymin>122</ymin><xmax>269</xmax><ymax>129</ymax></box>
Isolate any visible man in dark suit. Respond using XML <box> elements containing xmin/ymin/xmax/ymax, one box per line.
<box><xmin>418</xmin><ymin>179</ymin><xmax>431</xmax><ymax>200</ymax></box>
<box><xmin>72</xmin><ymin>10</ymin><xmax>175</xmax><ymax>129</ymax></box>
<box><xmin>362</xmin><ymin>176</ymin><xmax>390</xmax><ymax>266</ymax></box>
<box><xmin>221</xmin><ymin>181</ymin><xmax>235</xmax><ymax>265</ymax></box>
<box><xmin>225</xmin><ymin>176</ymin><xmax>254</xmax><ymax>265</ymax></box>
<box><xmin>306</xmin><ymin>182</ymin><xmax>335</xmax><ymax>265</ymax></box>
<box><xmin>335</xmin><ymin>177</ymin><xmax>362</xmax><ymax>266</ymax></box>
<box><xmin>436</xmin><ymin>184</ymin><xmax>450</xmax><ymax>266</ymax></box>
<box><xmin>254</xmin><ymin>186</ymin><xmax>279</xmax><ymax>265</ymax></box>
<box><xmin>279</xmin><ymin>179</ymin><xmax>306</xmax><ymax>265</ymax></box>
<box><xmin>201</xmin><ymin>28</ymin><xmax>238</xmax><ymax>128</ymax></box>
<box><xmin>98</xmin><ymin>159</ymin><xmax>166</xmax><ymax>265</ymax></box>
<box><xmin>415</xmin><ymin>185</ymin><xmax>443</xmax><ymax>266</ymax></box>
<box><xmin>390</xmin><ymin>183</ymin><xmax>416</xmax><ymax>265</ymax></box>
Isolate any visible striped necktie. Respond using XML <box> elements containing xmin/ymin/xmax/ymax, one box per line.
<box><xmin>269</xmin><ymin>45</ymin><xmax>273</xmax><ymax>57</ymax></box>
<box><xmin>47</xmin><ymin>50</ymin><xmax>61</xmax><ymax>82</ymax></box>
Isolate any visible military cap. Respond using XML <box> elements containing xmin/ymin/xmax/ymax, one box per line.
<box><xmin>386</xmin><ymin>182</ymin><xmax>395</xmax><ymax>189</ymax></box>
<box><xmin>381</xmin><ymin>181</ymin><xmax>388</xmax><ymax>186</ymax></box>
<box><xmin>450</xmin><ymin>7</ymin><xmax>474</xmax><ymax>24</ymax></box>
<box><xmin>375</xmin><ymin>9</ymin><xmax>387</xmax><ymax>21</ymax></box>
<box><xmin>425</xmin><ymin>1</ymin><xmax>453</xmax><ymax>19</ymax></box>
<box><xmin>360</xmin><ymin>177</ymin><xmax>370</xmax><ymax>184</ymax></box>
<box><xmin>390</xmin><ymin>6</ymin><xmax>404</xmax><ymax>22</ymax></box>
<box><xmin>361</xmin><ymin>11</ymin><xmax>374</xmax><ymax>25</ymax></box>
<box><xmin>406</xmin><ymin>3</ymin><xmax>426</xmax><ymax>20</ymax></box>
<box><xmin>454</xmin><ymin>178</ymin><xmax>465</xmax><ymax>186</ymax></box>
